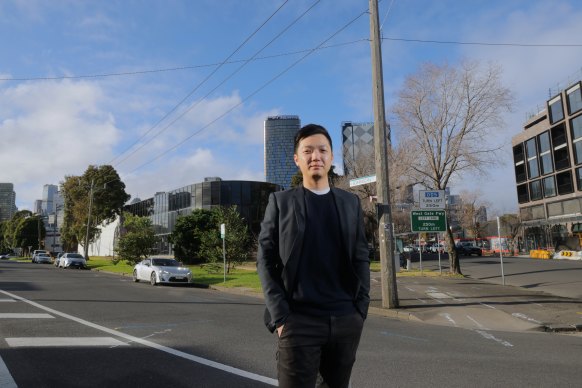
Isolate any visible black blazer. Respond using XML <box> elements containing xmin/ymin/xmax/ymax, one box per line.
<box><xmin>257</xmin><ymin>186</ymin><xmax>370</xmax><ymax>332</ymax></box>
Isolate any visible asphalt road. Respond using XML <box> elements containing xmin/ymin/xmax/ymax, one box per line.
<box><xmin>1</xmin><ymin>260</ymin><xmax>582</xmax><ymax>387</ymax></box>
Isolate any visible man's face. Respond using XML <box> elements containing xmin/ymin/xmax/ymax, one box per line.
<box><xmin>294</xmin><ymin>134</ymin><xmax>333</xmax><ymax>183</ymax></box>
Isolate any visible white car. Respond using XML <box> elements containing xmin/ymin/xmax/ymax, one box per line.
<box><xmin>31</xmin><ymin>250</ymin><xmax>49</xmax><ymax>263</ymax></box>
<box><xmin>133</xmin><ymin>258</ymin><xmax>193</xmax><ymax>286</ymax></box>
<box><xmin>34</xmin><ymin>253</ymin><xmax>52</xmax><ymax>264</ymax></box>
<box><xmin>59</xmin><ymin>253</ymin><xmax>87</xmax><ymax>269</ymax></box>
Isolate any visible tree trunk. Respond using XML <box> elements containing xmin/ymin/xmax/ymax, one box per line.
<box><xmin>445</xmin><ymin>228</ymin><xmax>462</xmax><ymax>275</ymax></box>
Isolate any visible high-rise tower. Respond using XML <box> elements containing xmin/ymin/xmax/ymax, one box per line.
<box><xmin>264</xmin><ymin>115</ymin><xmax>300</xmax><ymax>189</ymax></box>
<box><xmin>0</xmin><ymin>183</ymin><xmax>17</xmax><ymax>222</ymax></box>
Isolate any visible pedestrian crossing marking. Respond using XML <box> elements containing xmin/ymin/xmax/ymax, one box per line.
<box><xmin>5</xmin><ymin>337</ymin><xmax>128</xmax><ymax>348</ymax></box>
<box><xmin>0</xmin><ymin>313</ymin><xmax>53</xmax><ymax>319</ymax></box>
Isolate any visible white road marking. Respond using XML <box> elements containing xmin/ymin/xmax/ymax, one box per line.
<box><xmin>439</xmin><ymin>313</ymin><xmax>458</xmax><ymax>327</ymax></box>
<box><xmin>0</xmin><ymin>289</ymin><xmax>278</xmax><ymax>386</ymax></box>
<box><xmin>0</xmin><ymin>299</ymin><xmax>15</xmax><ymax>303</ymax></box>
<box><xmin>475</xmin><ymin>330</ymin><xmax>513</xmax><ymax>347</ymax></box>
<box><xmin>479</xmin><ymin>302</ymin><xmax>497</xmax><ymax>309</ymax></box>
<box><xmin>466</xmin><ymin>315</ymin><xmax>488</xmax><ymax>330</ymax></box>
<box><xmin>6</xmin><ymin>337</ymin><xmax>128</xmax><ymax>348</ymax></box>
<box><xmin>0</xmin><ymin>355</ymin><xmax>17</xmax><ymax>388</ymax></box>
<box><xmin>0</xmin><ymin>313</ymin><xmax>53</xmax><ymax>319</ymax></box>
<box><xmin>511</xmin><ymin>313</ymin><xmax>542</xmax><ymax>324</ymax></box>
<box><xmin>426</xmin><ymin>292</ymin><xmax>450</xmax><ymax>299</ymax></box>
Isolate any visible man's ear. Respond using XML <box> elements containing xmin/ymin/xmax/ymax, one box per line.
<box><xmin>293</xmin><ymin>154</ymin><xmax>299</xmax><ymax>166</ymax></box>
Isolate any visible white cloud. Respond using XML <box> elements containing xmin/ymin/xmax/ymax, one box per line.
<box><xmin>0</xmin><ymin>79</ymin><xmax>119</xmax><ymax>208</ymax></box>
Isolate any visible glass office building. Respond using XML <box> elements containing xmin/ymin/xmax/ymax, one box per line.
<box><xmin>264</xmin><ymin>115</ymin><xmax>300</xmax><ymax>189</ymax></box>
<box><xmin>124</xmin><ymin>178</ymin><xmax>281</xmax><ymax>254</ymax></box>
<box><xmin>0</xmin><ymin>183</ymin><xmax>17</xmax><ymax>222</ymax></box>
<box><xmin>512</xmin><ymin>77</ymin><xmax>582</xmax><ymax>251</ymax></box>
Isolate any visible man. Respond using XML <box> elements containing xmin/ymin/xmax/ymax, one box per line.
<box><xmin>257</xmin><ymin>124</ymin><xmax>370</xmax><ymax>388</ymax></box>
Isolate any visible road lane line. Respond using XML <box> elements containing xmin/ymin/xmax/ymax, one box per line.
<box><xmin>0</xmin><ymin>355</ymin><xmax>17</xmax><ymax>388</ymax></box>
<box><xmin>466</xmin><ymin>315</ymin><xmax>488</xmax><ymax>330</ymax></box>
<box><xmin>6</xmin><ymin>337</ymin><xmax>128</xmax><ymax>348</ymax></box>
<box><xmin>0</xmin><ymin>299</ymin><xmax>15</xmax><ymax>303</ymax></box>
<box><xmin>0</xmin><ymin>313</ymin><xmax>53</xmax><ymax>319</ymax></box>
<box><xmin>479</xmin><ymin>302</ymin><xmax>497</xmax><ymax>309</ymax></box>
<box><xmin>511</xmin><ymin>313</ymin><xmax>542</xmax><ymax>324</ymax></box>
<box><xmin>0</xmin><ymin>289</ymin><xmax>277</xmax><ymax>386</ymax></box>
<box><xmin>475</xmin><ymin>330</ymin><xmax>513</xmax><ymax>347</ymax></box>
<box><xmin>439</xmin><ymin>313</ymin><xmax>458</xmax><ymax>327</ymax></box>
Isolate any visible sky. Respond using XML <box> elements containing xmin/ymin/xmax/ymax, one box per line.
<box><xmin>1</xmin><ymin>0</ymin><xmax>582</xmax><ymax>217</ymax></box>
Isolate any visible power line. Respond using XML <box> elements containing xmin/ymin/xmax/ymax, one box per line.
<box><xmin>382</xmin><ymin>36</ymin><xmax>582</xmax><ymax>47</ymax></box>
<box><xmin>125</xmin><ymin>9</ymin><xmax>369</xmax><ymax>176</ymax></box>
<box><xmin>108</xmin><ymin>0</ymin><xmax>291</xmax><ymax>165</ymax></box>
<box><xmin>0</xmin><ymin>39</ymin><xmax>367</xmax><ymax>82</ymax></box>
<box><xmin>113</xmin><ymin>0</ymin><xmax>322</xmax><ymax>168</ymax></box>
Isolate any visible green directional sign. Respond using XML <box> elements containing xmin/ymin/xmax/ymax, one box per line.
<box><xmin>411</xmin><ymin>210</ymin><xmax>447</xmax><ymax>232</ymax></box>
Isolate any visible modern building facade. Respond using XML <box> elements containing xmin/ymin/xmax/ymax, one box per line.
<box><xmin>0</xmin><ymin>183</ymin><xmax>17</xmax><ymax>222</ymax></box>
<box><xmin>264</xmin><ymin>115</ymin><xmax>300</xmax><ymax>189</ymax></box>
<box><xmin>512</xmin><ymin>78</ymin><xmax>582</xmax><ymax>251</ymax></box>
<box><xmin>41</xmin><ymin>184</ymin><xmax>59</xmax><ymax>215</ymax></box>
<box><xmin>341</xmin><ymin>122</ymin><xmax>375</xmax><ymax>175</ymax></box>
<box><xmin>120</xmin><ymin>178</ymin><xmax>282</xmax><ymax>255</ymax></box>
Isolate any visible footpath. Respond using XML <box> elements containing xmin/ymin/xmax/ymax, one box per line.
<box><xmin>369</xmin><ymin>254</ymin><xmax>582</xmax><ymax>333</ymax></box>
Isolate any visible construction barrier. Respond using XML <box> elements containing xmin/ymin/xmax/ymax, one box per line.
<box><xmin>529</xmin><ymin>250</ymin><xmax>552</xmax><ymax>260</ymax></box>
<box><xmin>553</xmin><ymin>250</ymin><xmax>582</xmax><ymax>260</ymax></box>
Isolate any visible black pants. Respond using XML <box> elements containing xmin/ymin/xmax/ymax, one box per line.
<box><xmin>277</xmin><ymin>312</ymin><xmax>364</xmax><ymax>388</ymax></box>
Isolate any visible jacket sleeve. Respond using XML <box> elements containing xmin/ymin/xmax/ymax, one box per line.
<box><xmin>353</xmin><ymin>195</ymin><xmax>371</xmax><ymax>319</ymax></box>
<box><xmin>257</xmin><ymin>193</ymin><xmax>290</xmax><ymax>332</ymax></box>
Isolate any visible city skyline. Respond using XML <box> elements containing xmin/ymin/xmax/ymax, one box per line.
<box><xmin>2</xmin><ymin>1</ymin><xmax>582</xmax><ymax>215</ymax></box>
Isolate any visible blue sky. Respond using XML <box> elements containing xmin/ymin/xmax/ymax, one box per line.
<box><xmin>1</xmin><ymin>0</ymin><xmax>582</xmax><ymax>216</ymax></box>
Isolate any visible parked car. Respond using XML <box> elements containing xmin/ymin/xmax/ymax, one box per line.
<box><xmin>0</xmin><ymin>253</ymin><xmax>10</xmax><ymax>260</ymax></box>
<box><xmin>54</xmin><ymin>252</ymin><xmax>65</xmax><ymax>267</ymax></box>
<box><xmin>31</xmin><ymin>250</ymin><xmax>49</xmax><ymax>262</ymax></box>
<box><xmin>59</xmin><ymin>253</ymin><xmax>87</xmax><ymax>269</ymax></box>
<box><xmin>403</xmin><ymin>245</ymin><xmax>416</xmax><ymax>253</ymax></box>
<box><xmin>457</xmin><ymin>245</ymin><xmax>482</xmax><ymax>256</ymax></box>
<box><xmin>33</xmin><ymin>253</ymin><xmax>52</xmax><ymax>264</ymax></box>
<box><xmin>133</xmin><ymin>258</ymin><xmax>193</xmax><ymax>286</ymax></box>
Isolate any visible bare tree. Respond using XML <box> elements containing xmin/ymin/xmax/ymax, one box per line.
<box><xmin>393</xmin><ymin>60</ymin><xmax>513</xmax><ymax>274</ymax></box>
<box><xmin>459</xmin><ymin>190</ymin><xmax>490</xmax><ymax>244</ymax></box>
<box><xmin>336</xmin><ymin>143</ymin><xmax>417</xmax><ymax>257</ymax></box>
<box><xmin>499</xmin><ymin>214</ymin><xmax>522</xmax><ymax>253</ymax></box>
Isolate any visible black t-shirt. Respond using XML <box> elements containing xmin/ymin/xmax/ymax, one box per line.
<box><xmin>291</xmin><ymin>189</ymin><xmax>356</xmax><ymax>316</ymax></box>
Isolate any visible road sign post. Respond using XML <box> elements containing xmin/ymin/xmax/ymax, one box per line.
<box><xmin>411</xmin><ymin>210</ymin><xmax>447</xmax><ymax>232</ymax></box>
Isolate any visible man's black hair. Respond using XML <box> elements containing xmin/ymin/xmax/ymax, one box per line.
<box><xmin>293</xmin><ymin>124</ymin><xmax>333</xmax><ymax>153</ymax></box>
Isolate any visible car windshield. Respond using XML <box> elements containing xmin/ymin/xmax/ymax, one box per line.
<box><xmin>152</xmin><ymin>259</ymin><xmax>180</xmax><ymax>267</ymax></box>
<box><xmin>67</xmin><ymin>254</ymin><xmax>84</xmax><ymax>259</ymax></box>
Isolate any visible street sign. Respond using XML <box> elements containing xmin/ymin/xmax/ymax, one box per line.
<box><xmin>419</xmin><ymin>190</ymin><xmax>446</xmax><ymax>209</ymax></box>
<box><xmin>349</xmin><ymin>174</ymin><xmax>376</xmax><ymax>187</ymax></box>
<box><xmin>411</xmin><ymin>210</ymin><xmax>447</xmax><ymax>232</ymax></box>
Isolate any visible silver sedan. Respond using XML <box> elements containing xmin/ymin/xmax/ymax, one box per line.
<box><xmin>133</xmin><ymin>258</ymin><xmax>193</xmax><ymax>286</ymax></box>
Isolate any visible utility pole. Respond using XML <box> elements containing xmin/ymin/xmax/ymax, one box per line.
<box><xmin>369</xmin><ymin>0</ymin><xmax>398</xmax><ymax>308</ymax></box>
<box><xmin>84</xmin><ymin>178</ymin><xmax>95</xmax><ymax>260</ymax></box>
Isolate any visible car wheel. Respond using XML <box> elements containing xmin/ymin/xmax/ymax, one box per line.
<box><xmin>133</xmin><ymin>270</ymin><xmax>139</xmax><ymax>282</ymax></box>
<box><xmin>150</xmin><ymin>272</ymin><xmax>157</xmax><ymax>286</ymax></box>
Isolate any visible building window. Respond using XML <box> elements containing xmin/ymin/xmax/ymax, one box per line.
<box><xmin>513</xmin><ymin>144</ymin><xmax>526</xmax><ymax>183</ymax></box>
<box><xmin>571</xmin><ymin>115</ymin><xmax>582</xmax><ymax>165</ymax></box>
<box><xmin>567</xmin><ymin>83</ymin><xmax>582</xmax><ymax>115</ymax></box>
<box><xmin>517</xmin><ymin>184</ymin><xmax>529</xmax><ymax>204</ymax></box>
<box><xmin>525</xmin><ymin>138</ymin><xmax>539</xmax><ymax>179</ymax></box>
<box><xmin>563</xmin><ymin>198</ymin><xmax>581</xmax><ymax>214</ymax></box>
<box><xmin>542</xmin><ymin>176</ymin><xmax>556</xmax><ymax>197</ymax></box>
<box><xmin>556</xmin><ymin>170</ymin><xmax>574</xmax><ymax>195</ymax></box>
<box><xmin>548</xmin><ymin>95</ymin><xmax>564</xmax><ymax>124</ymax></box>
<box><xmin>537</xmin><ymin>131</ymin><xmax>553</xmax><ymax>175</ymax></box>
<box><xmin>576</xmin><ymin>167</ymin><xmax>582</xmax><ymax>191</ymax></box>
<box><xmin>529</xmin><ymin>180</ymin><xmax>542</xmax><ymax>201</ymax></box>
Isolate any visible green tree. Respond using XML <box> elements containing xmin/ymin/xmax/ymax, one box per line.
<box><xmin>113</xmin><ymin>214</ymin><xmax>156</xmax><ymax>265</ymax></box>
<box><xmin>12</xmin><ymin>215</ymin><xmax>45</xmax><ymax>254</ymax></box>
<box><xmin>60</xmin><ymin>165</ymin><xmax>130</xmax><ymax>258</ymax></box>
<box><xmin>200</xmin><ymin>206</ymin><xmax>253</xmax><ymax>273</ymax></box>
<box><xmin>0</xmin><ymin>221</ymin><xmax>9</xmax><ymax>253</ymax></box>
<box><xmin>169</xmin><ymin>209</ymin><xmax>214</xmax><ymax>264</ymax></box>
